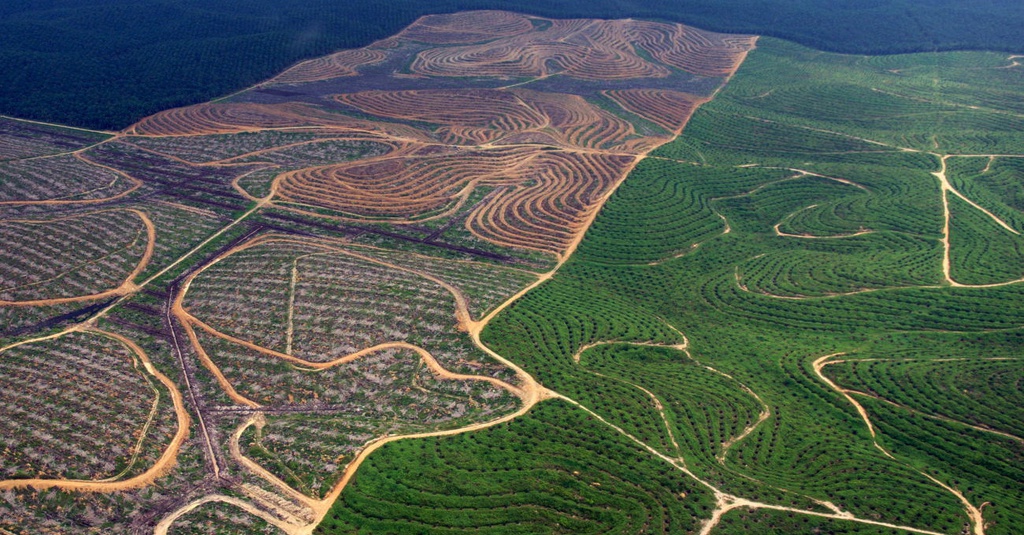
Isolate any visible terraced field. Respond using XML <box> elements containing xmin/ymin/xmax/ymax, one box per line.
<box><xmin>121</xmin><ymin>10</ymin><xmax>753</xmax><ymax>263</ymax></box>
<box><xmin>0</xmin><ymin>10</ymin><xmax>757</xmax><ymax>533</ymax></box>
<box><xmin>2</xmin><ymin>9</ymin><xmax>1022</xmax><ymax>535</ymax></box>
<box><xmin>316</xmin><ymin>30</ymin><xmax>1024</xmax><ymax>535</ymax></box>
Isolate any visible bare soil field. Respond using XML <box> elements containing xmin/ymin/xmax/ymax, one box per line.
<box><xmin>124</xmin><ymin>10</ymin><xmax>752</xmax><ymax>261</ymax></box>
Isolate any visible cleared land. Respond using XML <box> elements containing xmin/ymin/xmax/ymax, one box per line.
<box><xmin>3</xmin><ymin>9</ymin><xmax>1021</xmax><ymax>535</ymax></box>
<box><xmin>125</xmin><ymin>10</ymin><xmax>753</xmax><ymax>260</ymax></box>
<box><xmin>0</xmin><ymin>10</ymin><xmax>755</xmax><ymax>534</ymax></box>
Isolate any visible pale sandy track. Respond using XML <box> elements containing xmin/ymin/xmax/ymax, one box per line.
<box><xmin>933</xmin><ymin>154</ymin><xmax>1024</xmax><ymax>288</ymax></box>
<box><xmin>585</xmin><ymin>362</ymin><xmax>687</xmax><ymax>459</ymax></box>
<box><xmin>813</xmin><ymin>353</ymin><xmax>987</xmax><ymax>535</ymax></box>
<box><xmin>553</xmin><ymin>392</ymin><xmax>945</xmax><ymax>535</ymax></box>
<box><xmin>157</xmin><ymin>230</ymin><xmax>548</xmax><ymax>534</ymax></box>
<box><xmin>569</xmin><ymin>328</ymin><xmax>772</xmax><ymax>470</ymax></box>
<box><xmin>702</xmin><ymin>121</ymin><xmax>1024</xmax><ymax>531</ymax></box>
<box><xmin>0</xmin><ymin>208</ymin><xmax>155</xmax><ymax>307</ymax></box>
<box><xmin>12</xmin><ymin>25</ymin><xmax>997</xmax><ymax>535</ymax></box>
<box><xmin>819</xmin><ymin>357</ymin><xmax>1023</xmax><ymax>444</ymax></box>
<box><xmin>0</xmin><ymin>328</ymin><xmax>190</xmax><ymax>493</ymax></box>
<box><xmin>0</xmin><ymin>151</ymin><xmax>141</xmax><ymax>206</ymax></box>
<box><xmin>167</xmin><ymin>232</ymin><xmax>515</xmax><ymax>407</ymax></box>
<box><xmin>155</xmin><ymin>66</ymin><xmax>682</xmax><ymax>526</ymax></box>
<box><xmin>725</xmin><ymin>143</ymin><xmax>1024</xmax><ymax>292</ymax></box>
<box><xmin>95</xmin><ymin>353</ymin><xmax>165</xmax><ymax>483</ymax></box>
<box><xmin>773</xmin><ymin>204</ymin><xmax>874</xmax><ymax>239</ymax></box>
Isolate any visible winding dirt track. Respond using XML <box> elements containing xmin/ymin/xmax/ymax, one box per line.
<box><xmin>157</xmin><ymin>231</ymin><xmax>549</xmax><ymax>533</ymax></box>
<box><xmin>150</xmin><ymin>40</ymin><xmax>694</xmax><ymax>521</ymax></box>
<box><xmin>773</xmin><ymin>204</ymin><xmax>874</xmax><ymax>239</ymax></box>
<box><xmin>721</xmin><ymin>137</ymin><xmax>1024</xmax><ymax>296</ymax></box>
<box><xmin>819</xmin><ymin>356</ymin><xmax>1023</xmax><ymax>444</ymax></box>
<box><xmin>932</xmin><ymin>154</ymin><xmax>1024</xmax><ymax>287</ymax></box>
<box><xmin>9</xmin><ymin>12</ymin><xmax>1020</xmax><ymax>535</ymax></box>
<box><xmin>813</xmin><ymin>354</ymin><xmax>987</xmax><ymax>535</ymax></box>
<box><xmin>0</xmin><ymin>328</ymin><xmax>190</xmax><ymax>493</ymax></box>
<box><xmin>0</xmin><ymin>151</ymin><xmax>141</xmax><ymax>207</ymax></box>
<box><xmin>699</xmin><ymin>119</ymin><xmax>1024</xmax><ymax>532</ymax></box>
<box><xmin>0</xmin><ymin>208</ymin><xmax>155</xmax><ymax>307</ymax></box>
<box><xmin>552</xmin><ymin>391</ymin><xmax>947</xmax><ymax>535</ymax></box>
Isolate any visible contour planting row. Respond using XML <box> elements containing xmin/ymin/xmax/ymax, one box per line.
<box><xmin>347</xmin><ymin>247</ymin><xmax>538</xmax><ymax>320</ymax></box>
<box><xmin>855</xmin><ymin>397</ymin><xmax>1023</xmax><ymax>535</ymax></box>
<box><xmin>195</xmin><ymin>329</ymin><xmax>517</xmax><ymax>416</ymax></box>
<box><xmin>480</xmin><ymin>265</ymin><xmax>853</xmax><ymax>511</ymax></box>
<box><xmin>945</xmin><ymin>156</ymin><xmax>1024</xmax><ymax>226</ymax></box>
<box><xmin>622</xmin><ymin>20</ymin><xmax>757</xmax><ymax>77</ymax></box>
<box><xmin>715</xmin><ymin>176</ymin><xmax>871</xmax><ymax>235</ymax></box>
<box><xmin>956</xmin><ymin>157</ymin><xmax>1024</xmax><ymax>213</ymax></box>
<box><xmin>794</xmin><ymin>163</ymin><xmax>943</xmax><ymax>236</ymax></box>
<box><xmin>275</xmin><ymin>146</ymin><xmax>539</xmax><ymax>218</ymax></box>
<box><xmin>394</xmin><ymin>11</ymin><xmax>537</xmax><ymax>45</ymax></box>
<box><xmin>858</xmin><ymin>51</ymin><xmax>1024</xmax><ymax>115</ymax></box>
<box><xmin>0</xmin><ymin>209</ymin><xmax>150</xmax><ymax>303</ymax></box>
<box><xmin>733</xmin><ymin>84</ymin><xmax>955</xmax><ymax>144</ymax></box>
<box><xmin>715</xmin><ymin>508</ymin><xmax>921</xmax><ymax>534</ymax></box>
<box><xmin>0</xmin><ymin>118</ymin><xmax>110</xmax><ymax>161</ymax></box>
<box><xmin>316</xmin><ymin>400</ymin><xmax>717</xmax><ymax>535</ymax></box>
<box><xmin>712</xmin><ymin>43</ymin><xmax>1024</xmax><ymax>154</ymax></box>
<box><xmin>823</xmin><ymin>357</ymin><xmax>1024</xmax><ymax>439</ymax></box>
<box><xmin>235</xmin><ymin>372</ymin><xmax>518</xmax><ymax>500</ymax></box>
<box><xmin>465</xmin><ymin>151</ymin><xmax>635</xmax><ymax>255</ymax></box>
<box><xmin>335</xmin><ymin>89</ymin><xmax>548</xmax><ymax>146</ymax></box>
<box><xmin>277</xmin><ymin>147</ymin><xmax>634</xmax><ymax>254</ymax></box>
<box><xmin>167</xmin><ymin>500</ymin><xmax>284</xmax><ymax>535</ymax></box>
<box><xmin>270</xmin><ymin>48</ymin><xmax>389</xmax><ymax>84</ymax></box>
<box><xmin>408</xmin><ymin>19</ymin><xmax>670</xmax><ymax>81</ymax></box>
<box><xmin>129</xmin><ymin>103</ymin><xmax>325</xmax><ymax>136</ymax></box>
<box><xmin>776</xmin><ymin>195</ymin><xmax>882</xmax><ymax>237</ymax></box>
<box><xmin>947</xmin><ymin>194</ymin><xmax>1024</xmax><ymax>285</ymax></box>
<box><xmin>182</xmin><ymin>238</ymin><xmax>515</xmax><ymax>379</ymax></box>
<box><xmin>480</xmin><ymin>275</ymin><xmax>710</xmax><ymax>455</ymax></box>
<box><xmin>0</xmin><ymin>153</ymin><xmax>134</xmax><ymax>204</ymax></box>
<box><xmin>736</xmin><ymin>233</ymin><xmax>942</xmax><ymax>298</ymax></box>
<box><xmin>126</xmin><ymin>130</ymin><xmax>328</xmax><ymax>164</ymax></box>
<box><xmin>660</xmin><ymin>109</ymin><xmax>905</xmax><ymax>167</ymax></box>
<box><xmin>132</xmin><ymin>200</ymin><xmax>227</xmax><ymax>281</ymax></box>
<box><xmin>0</xmin><ymin>332</ymin><xmax>163</xmax><ymax>481</ymax></box>
<box><xmin>576</xmin><ymin>159</ymin><xmax>750</xmax><ymax>264</ymax></box>
<box><xmin>696</xmin><ymin>162</ymin><xmax>941</xmax><ymax>241</ymax></box>
<box><xmin>81</xmin><ymin>141</ymin><xmax>254</xmax><ymax>213</ymax></box>
<box><xmin>238</xmin><ymin>415</ymin><xmax>392</xmax><ymax>501</ymax></box>
<box><xmin>718</xmin><ymin>352</ymin><xmax>971</xmax><ymax>530</ymax></box>
<box><xmin>701</xmin><ymin>270</ymin><xmax>1024</xmax><ymax>331</ymax></box>
<box><xmin>128</xmin><ymin>102</ymin><xmax>431</xmax><ymax>142</ymax></box>
<box><xmin>335</xmin><ymin>88</ymin><xmax>642</xmax><ymax>152</ymax></box>
<box><xmin>579</xmin><ymin>343</ymin><xmax>765</xmax><ymax>468</ymax></box>
<box><xmin>557</xmin><ymin>182</ymin><xmax>983</xmax><ymax>527</ymax></box>
<box><xmin>603</xmin><ymin>90</ymin><xmax>707</xmax><ymax>134</ymax></box>
<box><xmin>405</xmin><ymin>13</ymin><xmax>754</xmax><ymax>80</ymax></box>
<box><xmin>233</xmin><ymin>138</ymin><xmax>393</xmax><ymax>169</ymax></box>
<box><xmin>483</xmin><ymin>272</ymin><xmax>683</xmax><ymax>379</ymax></box>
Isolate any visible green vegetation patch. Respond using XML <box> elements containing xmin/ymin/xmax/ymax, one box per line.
<box><xmin>318</xmin><ymin>399</ymin><xmax>715</xmax><ymax>535</ymax></box>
